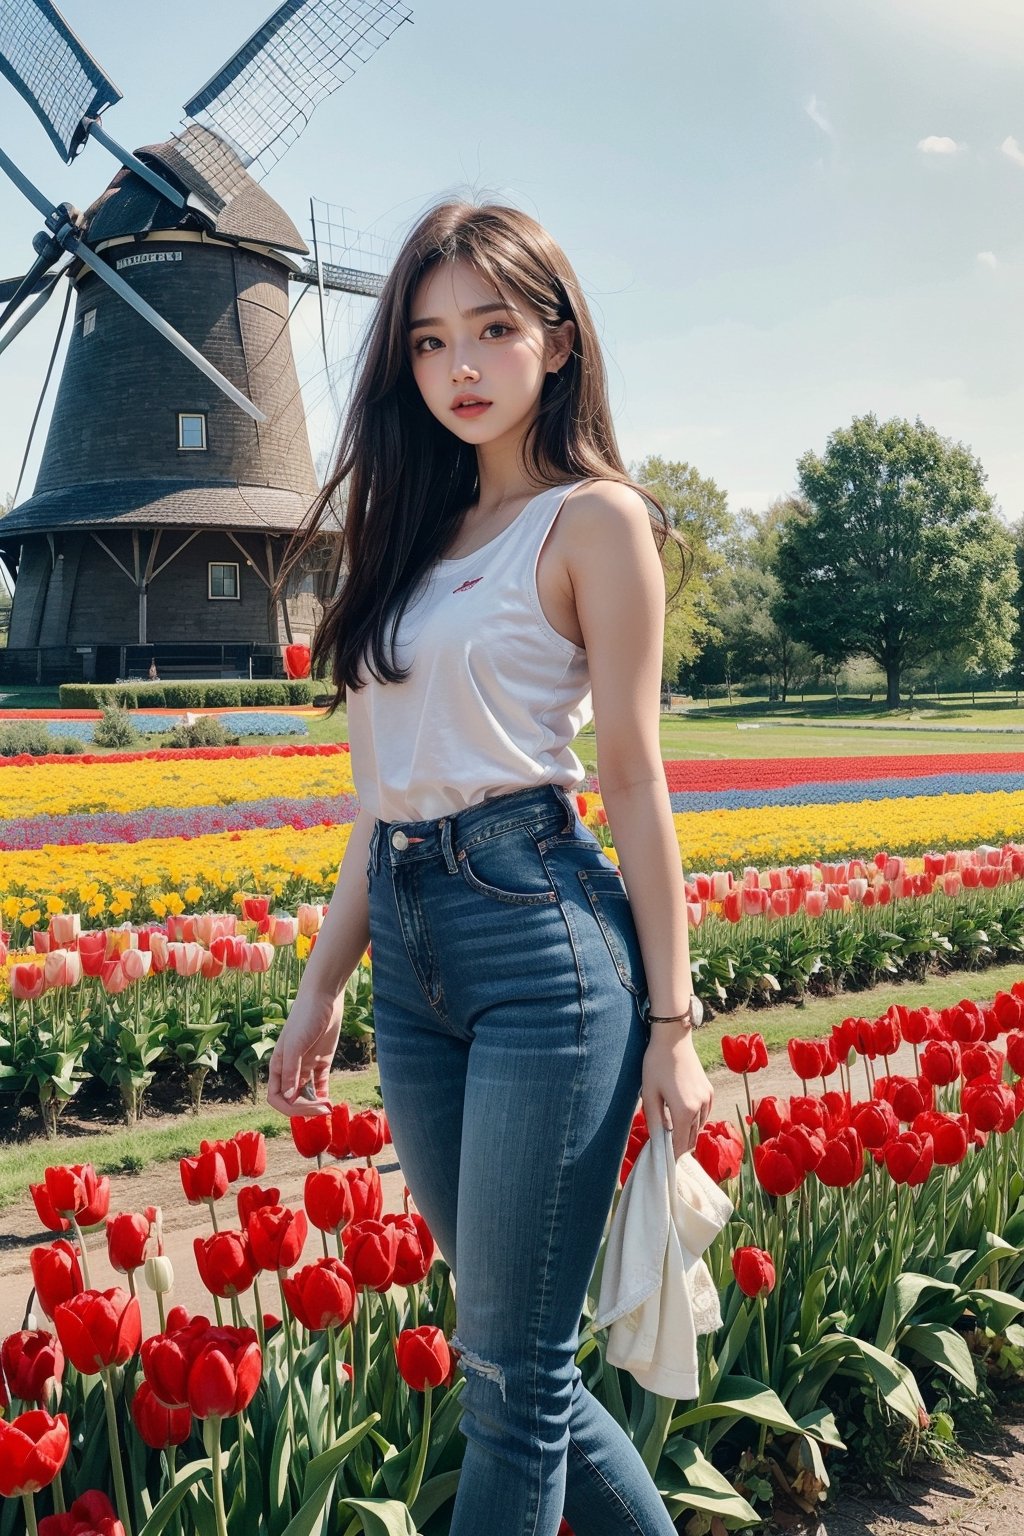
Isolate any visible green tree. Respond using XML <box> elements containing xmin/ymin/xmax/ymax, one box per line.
<box><xmin>630</xmin><ymin>455</ymin><xmax>733</xmax><ymax>691</ymax></box>
<box><xmin>774</xmin><ymin>414</ymin><xmax>1018</xmax><ymax>708</ymax></box>
<box><xmin>708</xmin><ymin>497</ymin><xmax>817</xmax><ymax>701</ymax></box>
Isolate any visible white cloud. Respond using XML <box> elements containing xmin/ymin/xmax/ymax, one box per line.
<box><xmin>804</xmin><ymin>95</ymin><xmax>834</xmax><ymax>138</ymax></box>
<box><xmin>977</xmin><ymin>251</ymin><xmax>999</xmax><ymax>268</ymax></box>
<box><xmin>917</xmin><ymin>135</ymin><xmax>961</xmax><ymax>154</ymax></box>
<box><xmin>1001</xmin><ymin>135</ymin><xmax>1024</xmax><ymax>168</ymax></box>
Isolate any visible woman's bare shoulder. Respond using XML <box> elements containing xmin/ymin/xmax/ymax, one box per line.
<box><xmin>560</xmin><ymin>478</ymin><xmax>654</xmax><ymax>546</ymax></box>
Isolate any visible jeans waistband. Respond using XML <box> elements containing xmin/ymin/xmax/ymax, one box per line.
<box><xmin>371</xmin><ymin>783</ymin><xmax>578</xmax><ymax>874</ymax></box>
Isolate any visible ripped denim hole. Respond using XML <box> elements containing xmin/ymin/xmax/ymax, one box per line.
<box><xmin>451</xmin><ymin>1332</ymin><xmax>507</xmax><ymax>1401</ymax></box>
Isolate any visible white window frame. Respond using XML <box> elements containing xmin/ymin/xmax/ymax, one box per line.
<box><xmin>178</xmin><ymin>412</ymin><xmax>207</xmax><ymax>450</ymax></box>
<box><xmin>82</xmin><ymin>308</ymin><xmax>97</xmax><ymax>336</ymax></box>
<box><xmin>208</xmin><ymin>561</ymin><xmax>239</xmax><ymax>601</ymax></box>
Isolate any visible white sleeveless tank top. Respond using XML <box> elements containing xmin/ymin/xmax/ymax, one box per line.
<box><xmin>346</xmin><ymin>480</ymin><xmax>593</xmax><ymax>821</ymax></box>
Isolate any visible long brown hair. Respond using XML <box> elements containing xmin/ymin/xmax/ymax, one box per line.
<box><xmin>274</xmin><ymin>199</ymin><xmax>690</xmax><ymax>712</ymax></box>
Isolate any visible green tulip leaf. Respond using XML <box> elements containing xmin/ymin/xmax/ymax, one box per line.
<box><xmin>136</xmin><ymin>1460</ymin><xmax>212</xmax><ymax>1536</ymax></box>
<box><xmin>281</xmin><ymin>1471</ymin><xmax>339</xmax><ymax>1536</ymax></box>
<box><xmin>410</xmin><ymin>1470</ymin><xmax>461</xmax><ymax>1527</ymax></box>
<box><xmin>875</xmin><ymin>1273</ymin><xmax>961</xmax><ymax>1350</ymax></box>
<box><xmin>967</xmin><ymin>1288</ymin><xmax>1024</xmax><ymax>1332</ymax></box>
<box><xmin>958</xmin><ymin>1236</ymin><xmax>1021</xmax><ymax>1291</ymax></box>
<box><xmin>269</xmin><ymin>1411</ymin><xmax>293</xmax><ymax>1536</ymax></box>
<box><xmin>302</xmin><ymin>1414</ymin><xmax>381</xmax><ymax>1502</ymax></box>
<box><xmin>668</xmin><ymin>1375</ymin><xmax>814</xmax><ymax>1438</ymax></box>
<box><xmin>901</xmin><ymin>1324</ymin><xmax>978</xmax><ymax>1394</ymax></box>
<box><xmin>659</xmin><ymin>1439</ymin><xmax>760</xmax><ymax>1528</ymax></box>
<box><xmin>796</xmin><ymin>1407</ymin><xmax>845</xmax><ymax>1450</ymax></box>
<box><xmin>335</xmin><ymin>1496</ymin><xmax>420</xmax><ymax>1535</ymax></box>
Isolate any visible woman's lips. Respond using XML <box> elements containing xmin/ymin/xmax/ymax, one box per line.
<box><xmin>452</xmin><ymin>401</ymin><xmax>492</xmax><ymax>417</ymax></box>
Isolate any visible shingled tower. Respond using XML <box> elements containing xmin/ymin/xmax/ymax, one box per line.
<box><xmin>0</xmin><ymin>131</ymin><xmax>325</xmax><ymax>674</ymax></box>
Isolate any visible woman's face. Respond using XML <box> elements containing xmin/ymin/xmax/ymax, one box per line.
<box><xmin>407</xmin><ymin>258</ymin><xmax>574</xmax><ymax>452</ymax></box>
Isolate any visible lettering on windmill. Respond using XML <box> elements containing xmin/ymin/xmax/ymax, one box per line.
<box><xmin>115</xmin><ymin>252</ymin><xmax>184</xmax><ymax>270</ymax></box>
<box><xmin>452</xmin><ymin>577</ymin><xmax>484</xmax><ymax>594</ymax></box>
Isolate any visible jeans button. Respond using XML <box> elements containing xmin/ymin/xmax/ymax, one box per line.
<box><xmin>391</xmin><ymin>830</ymin><xmax>409</xmax><ymax>850</ymax></box>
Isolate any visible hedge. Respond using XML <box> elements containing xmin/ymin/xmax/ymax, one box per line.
<box><xmin>58</xmin><ymin>680</ymin><xmax>315</xmax><ymax>708</ymax></box>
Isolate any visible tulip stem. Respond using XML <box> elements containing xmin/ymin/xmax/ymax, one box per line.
<box><xmin>21</xmin><ymin>1495</ymin><xmax>38</xmax><ymax>1536</ymax></box>
<box><xmin>404</xmin><ymin>1384</ymin><xmax>432</xmax><ymax>1512</ymax></box>
<box><xmin>327</xmin><ymin>1326</ymin><xmax>339</xmax><ymax>1442</ymax></box>
<box><xmin>204</xmin><ymin>1417</ymin><xmax>229</xmax><ymax>1536</ymax></box>
<box><xmin>70</xmin><ymin>1217</ymin><xmax>93</xmax><ymax>1290</ymax></box>
<box><xmin>756</xmin><ymin>1299</ymin><xmax>771</xmax><ymax>1459</ymax></box>
<box><xmin>276</xmin><ymin>1270</ymin><xmax>297</xmax><ymax>1443</ymax></box>
<box><xmin>101</xmin><ymin>1366</ymin><xmax>135</xmax><ymax>1536</ymax></box>
<box><xmin>252</xmin><ymin>1275</ymin><xmax>266</xmax><ymax>1360</ymax></box>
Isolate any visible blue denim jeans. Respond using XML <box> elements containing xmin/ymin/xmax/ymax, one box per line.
<box><xmin>365</xmin><ymin>783</ymin><xmax>678</xmax><ymax>1536</ymax></box>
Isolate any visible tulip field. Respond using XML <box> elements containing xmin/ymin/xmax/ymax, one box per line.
<box><xmin>4</xmin><ymin>735</ymin><xmax>1024</xmax><ymax>1530</ymax></box>
<box><xmin>2</xmin><ymin>981</ymin><xmax>1024</xmax><ymax>1535</ymax></box>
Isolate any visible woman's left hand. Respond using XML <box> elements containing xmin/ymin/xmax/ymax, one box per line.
<box><xmin>641</xmin><ymin>1028</ymin><xmax>714</xmax><ymax>1161</ymax></box>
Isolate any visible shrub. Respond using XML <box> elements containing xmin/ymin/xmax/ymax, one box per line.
<box><xmin>59</xmin><ymin>679</ymin><xmax>315</xmax><ymax>708</ymax></box>
<box><xmin>165</xmin><ymin>715</ymin><xmax>233</xmax><ymax>748</ymax></box>
<box><xmin>0</xmin><ymin>722</ymin><xmax>85</xmax><ymax>757</ymax></box>
<box><xmin>93</xmin><ymin>705</ymin><xmax>140</xmax><ymax>749</ymax></box>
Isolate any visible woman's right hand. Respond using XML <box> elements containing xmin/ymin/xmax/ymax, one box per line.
<box><xmin>266</xmin><ymin>985</ymin><xmax>345</xmax><ymax>1118</ymax></box>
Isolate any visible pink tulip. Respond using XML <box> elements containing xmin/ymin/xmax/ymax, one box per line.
<box><xmin>121</xmin><ymin>950</ymin><xmax>152</xmax><ymax>982</ymax></box>
<box><xmin>32</xmin><ymin>930</ymin><xmax>54</xmax><ymax>954</ymax></box>
<box><xmin>847</xmin><ymin>878</ymin><xmax>869</xmax><ymax>902</ymax></box>
<box><xmin>148</xmin><ymin>933</ymin><xmax>170</xmax><ymax>971</ymax></box>
<box><xmin>43</xmin><ymin>950</ymin><xmax>83</xmax><ymax>989</ymax></box>
<box><xmin>168</xmin><ymin>942</ymin><xmax>204</xmax><ymax>978</ymax></box>
<box><xmin>244</xmin><ymin>942</ymin><xmax>275</xmax><ymax>974</ymax></box>
<box><xmin>803</xmin><ymin>889</ymin><xmax>828</xmax><ymax>918</ymax></box>
<box><xmin>710</xmin><ymin>872</ymin><xmax>732</xmax><ymax>901</ymax></box>
<box><xmin>296</xmin><ymin>904</ymin><xmax>323</xmax><ymax>937</ymax></box>
<box><xmin>267</xmin><ymin>915</ymin><xmax>298</xmax><ymax>946</ymax></box>
<box><xmin>201</xmin><ymin>950</ymin><xmax>226</xmax><ymax>979</ymax></box>
<box><xmin>49</xmin><ymin>914</ymin><xmax>81</xmax><ymax>946</ymax></box>
<box><xmin>100</xmin><ymin>959</ymin><xmax>131</xmax><ymax>995</ymax></box>
<box><xmin>686</xmin><ymin>901</ymin><xmax>706</xmax><ymax>928</ymax></box>
<box><xmin>11</xmin><ymin>964</ymin><xmax>46</xmax><ymax>1000</ymax></box>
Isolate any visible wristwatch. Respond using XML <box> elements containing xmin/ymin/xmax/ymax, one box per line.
<box><xmin>646</xmin><ymin>995</ymin><xmax>705</xmax><ymax>1030</ymax></box>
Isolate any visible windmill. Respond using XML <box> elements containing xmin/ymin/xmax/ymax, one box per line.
<box><xmin>0</xmin><ymin>0</ymin><xmax>410</xmax><ymax>684</ymax></box>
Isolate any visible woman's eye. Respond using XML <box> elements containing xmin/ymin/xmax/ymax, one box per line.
<box><xmin>484</xmin><ymin>322</ymin><xmax>513</xmax><ymax>338</ymax></box>
<box><xmin>413</xmin><ymin>336</ymin><xmax>442</xmax><ymax>354</ymax></box>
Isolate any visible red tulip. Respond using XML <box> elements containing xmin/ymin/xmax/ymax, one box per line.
<box><xmin>720</xmin><ymin>1034</ymin><xmax>769</xmax><ymax>1075</ymax></box>
<box><xmin>850</xmin><ymin>1099</ymin><xmax>899</xmax><ymax>1149</ymax></box>
<box><xmin>53</xmin><ymin>1288</ymin><xmax>142</xmax><ymax>1374</ymax></box>
<box><xmin>193</xmin><ymin>1232</ymin><xmax>257</xmax><ymax>1299</ymax></box>
<box><xmin>752</xmin><ymin>1136</ymin><xmax>804</xmax><ymax>1196</ymax></box>
<box><xmin>0</xmin><ymin>1330</ymin><xmax>65</xmax><ymax>1403</ymax></box>
<box><xmin>749</xmin><ymin>1096</ymin><xmax>790</xmax><ymax>1139</ymax></box>
<box><xmin>38</xmin><ymin>1489</ymin><xmax>125</xmax><ymax>1536</ymax></box>
<box><xmin>0</xmin><ymin>1409</ymin><xmax>70</xmax><ymax>1496</ymax></box>
<box><xmin>347</xmin><ymin>1109</ymin><xmax>386</xmax><ymax>1158</ymax></box>
<box><xmin>872</xmin><ymin>1011</ymin><xmax>902</xmax><ymax>1058</ymax></box>
<box><xmin>883</xmin><ymin>1131</ymin><xmax>934</xmax><ymax>1186</ymax></box>
<box><xmin>619</xmin><ymin>1107</ymin><xmax>651</xmax><ymax>1185</ymax></box>
<box><xmin>962</xmin><ymin>1080</ymin><xmax>1017</xmax><ymax>1134</ymax></box>
<box><xmin>383</xmin><ymin>1213</ymin><xmax>436</xmax><ymax>1284</ymax></box>
<box><xmin>992</xmin><ymin>991</ymin><xmax>1024</xmax><ymax>1034</ymax></box>
<box><xmin>141</xmin><ymin>1316</ymin><xmax>211</xmax><ymax>1409</ymax></box>
<box><xmin>130</xmin><ymin>1381</ymin><xmax>192</xmax><ymax>1450</ymax></box>
<box><xmin>105</xmin><ymin>1212</ymin><xmax>153</xmax><ymax>1274</ymax></box>
<box><xmin>731</xmin><ymin>1247</ymin><xmax>776</xmax><ymax>1298</ymax></box>
<box><xmin>29</xmin><ymin>1182</ymin><xmax>72</xmax><ymax>1234</ymax></box>
<box><xmin>233</xmin><ymin>1131</ymin><xmax>267</xmax><ymax>1178</ymax></box>
<box><xmin>787</xmin><ymin>1038</ymin><xmax>826</xmax><ymax>1082</ymax></box>
<box><xmin>693</xmin><ymin>1121</ymin><xmax>744</xmax><ymax>1183</ymax></box>
<box><xmin>874</xmin><ymin>1074</ymin><xmax>932</xmax><ymax>1123</ymax></box>
<box><xmin>237</xmin><ymin>1183</ymin><xmax>281</xmax><ymax>1227</ymax></box>
<box><xmin>395</xmin><ymin>1325</ymin><xmax>451</xmax><ymax>1390</ymax></box>
<box><xmin>913</xmin><ymin>1111</ymin><xmax>969</xmax><ymax>1167</ymax></box>
<box><xmin>304</xmin><ymin>1168</ymin><xmax>356</xmax><ymax>1233</ymax></box>
<box><xmin>246</xmin><ymin>1205</ymin><xmax>308</xmax><ymax>1272</ymax></box>
<box><xmin>961</xmin><ymin>1043</ymin><xmax>1004</xmax><ymax>1083</ymax></box>
<box><xmin>200</xmin><ymin>1138</ymin><xmax>241</xmax><ymax>1183</ymax></box>
<box><xmin>11</xmin><ymin>964</ymin><xmax>46</xmax><ymax>1001</ymax></box>
<box><xmin>787</xmin><ymin>1095</ymin><xmax>827</xmax><ymax>1132</ymax></box>
<box><xmin>901</xmin><ymin>1007</ymin><xmax>937</xmax><ymax>1045</ymax></box>
<box><xmin>343</xmin><ymin>1218</ymin><xmax>399</xmax><ymax>1292</ymax></box>
<box><xmin>329</xmin><ymin>1102</ymin><xmax>352</xmax><ymax>1159</ymax></box>
<box><xmin>920</xmin><ymin>1040</ymin><xmax>961</xmax><ymax>1088</ymax></box>
<box><xmin>37</xmin><ymin>1164</ymin><xmax>106</xmax><ymax>1225</ymax></box>
<box><xmin>344</xmin><ymin>1165</ymin><xmax>383</xmax><ymax>1223</ymax></box>
<box><xmin>815</xmin><ymin>1127</ymin><xmax>864</xmax><ymax>1188</ymax></box>
<box><xmin>179</xmin><ymin>1149</ymin><xmax>229</xmax><ymax>1205</ymax></box>
<box><xmin>281</xmin><ymin>1258</ymin><xmax>356</xmax><ymax>1331</ymax></box>
<box><xmin>944</xmin><ymin>1002</ymin><xmax>986</xmax><ymax>1044</ymax></box>
<box><xmin>290</xmin><ymin>1111</ymin><xmax>333</xmax><ymax>1159</ymax></box>
<box><xmin>186</xmin><ymin>1326</ymin><xmax>262</xmax><ymax>1419</ymax></box>
<box><xmin>30</xmin><ymin>1241</ymin><xmax>84</xmax><ymax>1320</ymax></box>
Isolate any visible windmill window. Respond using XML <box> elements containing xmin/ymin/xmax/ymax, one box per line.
<box><xmin>82</xmin><ymin>309</ymin><xmax>97</xmax><ymax>337</ymax></box>
<box><xmin>209</xmin><ymin>562</ymin><xmax>239</xmax><ymax>600</ymax></box>
<box><xmin>178</xmin><ymin>413</ymin><xmax>208</xmax><ymax>451</ymax></box>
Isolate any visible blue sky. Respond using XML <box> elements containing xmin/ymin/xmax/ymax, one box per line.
<box><xmin>0</xmin><ymin>0</ymin><xmax>1021</xmax><ymax>526</ymax></box>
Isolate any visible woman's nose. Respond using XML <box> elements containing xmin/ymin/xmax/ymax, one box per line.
<box><xmin>452</xmin><ymin>359</ymin><xmax>479</xmax><ymax>382</ymax></box>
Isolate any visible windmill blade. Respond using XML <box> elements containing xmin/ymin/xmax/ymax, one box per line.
<box><xmin>65</xmin><ymin>234</ymin><xmax>266</xmax><ymax>423</ymax></box>
<box><xmin>0</xmin><ymin>238</ymin><xmax>63</xmax><ymax>330</ymax></box>
<box><xmin>180</xmin><ymin>0</ymin><xmax>412</xmax><ymax>186</ymax></box>
<box><xmin>0</xmin><ymin>271</ymin><xmax>61</xmax><ymax>356</ymax></box>
<box><xmin>0</xmin><ymin>0</ymin><xmax>121</xmax><ymax>162</ymax></box>
<box><xmin>0</xmin><ymin>266</ymin><xmax>61</xmax><ymax>305</ymax></box>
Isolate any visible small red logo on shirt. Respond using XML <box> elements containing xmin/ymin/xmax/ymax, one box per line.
<box><xmin>452</xmin><ymin>577</ymin><xmax>484</xmax><ymax>594</ymax></box>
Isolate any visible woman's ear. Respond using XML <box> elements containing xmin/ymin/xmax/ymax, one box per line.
<box><xmin>547</xmin><ymin>318</ymin><xmax>576</xmax><ymax>373</ymax></box>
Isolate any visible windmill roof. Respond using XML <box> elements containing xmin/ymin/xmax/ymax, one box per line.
<box><xmin>0</xmin><ymin>479</ymin><xmax>342</xmax><ymax>539</ymax></box>
<box><xmin>83</xmin><ymin>130</ymin><xmax>308</xmax><ymax>255</ymax></box>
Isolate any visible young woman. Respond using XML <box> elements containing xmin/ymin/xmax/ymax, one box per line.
<box><xmin>267</xmin><ymin>200</ymin><xmax>714</xmax><ymax>1536</ymax></box>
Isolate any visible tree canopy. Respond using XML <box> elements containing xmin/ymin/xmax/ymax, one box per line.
<box><xmin>773</xmin><ymin>414</ymin><xmax>1017</xmax><ymax>706</ymax></box>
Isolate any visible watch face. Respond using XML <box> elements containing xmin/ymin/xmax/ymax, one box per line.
<box><xmin>691</xmin><ymin>996</ymin><xmax>705</xmax><ymax>1027</ymax></box>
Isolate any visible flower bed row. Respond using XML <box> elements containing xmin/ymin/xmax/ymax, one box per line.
<box><xmin>0</xmin><ymin>745</ymin><xmax>348</xmax><ymax>769</ymax></box>
<box><xmin>35</xmin><ymin>714</ymin><xmax>310</xmax><ymax>744</ymax></box>
<box><xmin>4</xmin><ymin>983</ymin><xmax>1024</xmax><ymax>1534</ymax></box>
<box><xmin>662</xmin><ymin>752</ymin><xmax>1024</xmax><ymax>792</ymax></box>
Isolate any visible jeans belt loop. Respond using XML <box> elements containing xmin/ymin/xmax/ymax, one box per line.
<box><xmin>439</xmin><ymin>816</ymin><xmax>459</xmax><ymax>875</ymax></box>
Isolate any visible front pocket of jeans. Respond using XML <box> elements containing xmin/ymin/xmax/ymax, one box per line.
<box><xmin>456</xmin><ymin>825</ymin><xmax>558</xmax><ymax>904</ymax></box>
<box><xmin>578</xmin><ymin>868</ymin><xmax>646</xmax><ymax>995</ymax></box>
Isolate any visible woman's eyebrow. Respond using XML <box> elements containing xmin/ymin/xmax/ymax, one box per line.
<box><xmin>408</xmin><ymin>301</ymin><xmax>516</xmax><ymax>332</ymax></box>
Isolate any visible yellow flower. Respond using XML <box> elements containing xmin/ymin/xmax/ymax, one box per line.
<box><xmin>166</xmin><ymin>893</ymin><xmax>185</xmax><ymax>915</ymax></box>
<box><xmin>184</xmin><ymin>885</ymin><xmax>202</xmax><ymax>904</ymax></box>
<box><xmin>150</xmin><ymin>898</ymin><xmax>168</xmax><ymax>918</ymax></box>
<box><xmin>19</xmin><ymin>908</ymin><xmax>41</xmax><ymax>928</ymax></box>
